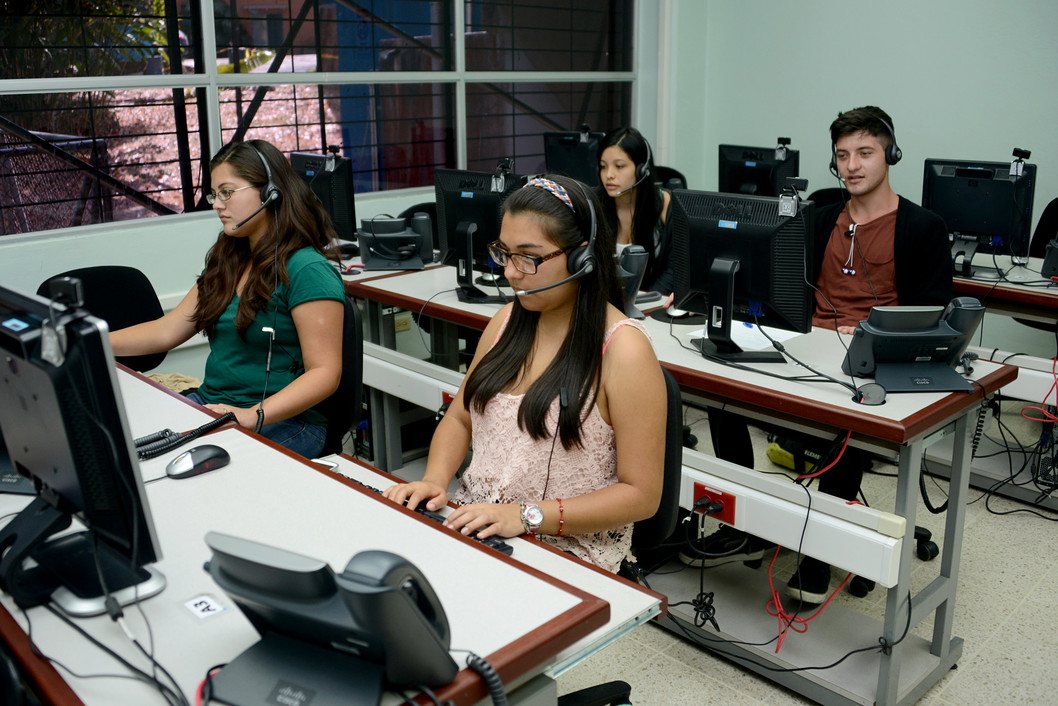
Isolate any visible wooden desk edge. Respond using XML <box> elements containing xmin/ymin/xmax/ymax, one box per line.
<box><xmin>0</xmin><ymin>607</ymin><xmax>85</xmax><ymax>706</ymax></box>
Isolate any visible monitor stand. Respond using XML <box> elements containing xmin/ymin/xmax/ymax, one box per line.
<box><xmin>0</xmin><ymin>498</ymin><xmax>165</xmax><ymax>616</ymax></box>
<box><xmin>455</xmin><ymin>221</ymin><xmax>509</xmax><ymax>304</ymax></box>
<box><xmin>456</xmin><ymin>283</ymin><xmax>509</xmax><ymax>305</ymax></box>
<box><xmin>211</xmin><ymin>632</ymin><xmax>385</xmax><ymax>706</ymax></box>
<box><xmin>873</xmin><ymin>363</ymin><xmax>974</xmax><ymax>393</ymax></box>
<box><xmin>688</xmin><ymin>257</ymin><xmax>784</xmax><ymax>364</ymax></box>
<box><xmin>475</xmin><ymin>271</ymin><xmax>509</xmax><ymax>288</ymax></box>
<box><xmin>950</xmin><ymin>235</ymin><xmax>980</xmax><ymax>278</ymax></box>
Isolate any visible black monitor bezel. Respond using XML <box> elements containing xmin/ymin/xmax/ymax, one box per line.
<box><xmin>921</xmin><ymin>157</ymin><xmax>1037</xmax><ymax>258</ymax></box>
<box><xmin>670</xmin><ymin>189</ymin><xmax>814</xmax><ymax>361</ymax></box>
<box><xmin>0</xmin><ymin>284</ymin><xmax>163</xmax><ymax>612</ymax></box>
<box><xmin>717</xmin><ymin>144</ymin><xmax>801</xmax><ymax>198</ymax></box>
<box><xmin>543</xmin><ymin>130</ymin><xmax>605</xmax><ymax>187</ymax></box>
<box><xmin>434</xmin><ymin>168</ymin><xmax>524</xmax><ymax>302</ymax></box>
<box><xmin>291</xmin><ymin>151</ymin><xmax>358</xmax><ymax>243</ymax></box>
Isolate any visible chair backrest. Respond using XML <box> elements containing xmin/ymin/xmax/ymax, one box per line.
<box><xmin>1029</xmin><ymin>196</ymin><xmax>1058</xmax><ymax>259</ymax></box>
<box><xmin>654</xmin><ymin>165</ymin><xmax>687</xmax><ymax>190</ymax></box>
<box><xmin>37</xmin><ymin>265</ymin><xmax>167</xmax><ymax>372</ymax></box>
<box><xmin>807</xmin><ymin>188</ymin><xmax>847</xmax><ymax>209</ymax></box>
<box><xmin>631</xmin><ymin>367</ymin><xmax>682</xmax><ymax>553</ymax></box>
<box><xmin>315</xmin><ymin>295</ymin><xmax>364</xmax><ymax>456</ymax></box>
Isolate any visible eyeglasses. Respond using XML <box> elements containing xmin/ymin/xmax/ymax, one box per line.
<box><xmin>487</xmin><ymin>241</ymin><xmax>568</xmax><ymax>275</ymax></box>
<box><xmin>205</xmin><ymin>185</ymin><xmax>254</xmax><ymax>205</ymax></box>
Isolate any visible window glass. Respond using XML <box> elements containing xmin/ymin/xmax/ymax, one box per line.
<box><xmin>0</xmin><ymin>2</ymin><xmax>192</xmax><ymax>79</ymax></box>
<box><xmin>465</xmin><ymin>81</ymin><xmax>631</xmax><ymax>175</ymax></box>
<box><xmin>464</xmin><ymin>0</ymin><xmax>633</xmax><ymax>72</ymax></box>
<box><xmin>0</xmin><ymin>1</ymin><xmax>635</xmax><ymax>235</ymax></box>
<box><xmin>216</xmin><ymin>0</ymin><xmax>453</xmax><ymax>73</ymax></box>
<box><xmin>0</xmin><ymin>89</ymin><xmax>205</xmax><ymax>235</ymax></box>
<box><xmin>219</xmin><ymin>82</ymin><xmax>455</xmax><ymax>193</ymax></box>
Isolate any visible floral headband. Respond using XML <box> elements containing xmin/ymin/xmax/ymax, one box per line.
<box><xmin>524</xmin><ymin>177</ymin><xmax>575</xmax><ymax>212</ymax></box>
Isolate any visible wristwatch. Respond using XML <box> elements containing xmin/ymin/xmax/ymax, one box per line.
<box><xmin>520</xmin><ymin>502</ymin><xmax>544</xmax><ymax>536</ymax></box>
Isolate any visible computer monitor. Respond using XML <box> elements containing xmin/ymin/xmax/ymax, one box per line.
<box><xmin>544</xmin><ymin>129</ymin><xmax>604</xmax><ymax>187</ymax></box>
<box><xmin>0</xmin><ymin>280</ymin><xmax>165</xmax><ymax>616</ymax></box>
<box><xmin>291</xmin><ymin>150</ymin><xmax>357</xmax><ymax>243</ymax></box>
<box><xmin>435</xmin><ymin>166</ymin><xmax>526</xmax><ymax>303</ymax></box>
<box><xmin>204</xmin><ymin>532</ymin><xmax>458</xmax><ymax>702</ymax></box>
<box><xmin>670</xmin><ymin>189</ymin><xmax>815</xmax><ymax>363</ymax></box>
<box><xmin>718</xmin><ymin>141</ymin><xmax>800</xmax><ymax>197</ymax></box>
<box><xmin>921</xmin><ymin>157</ymin><xmax>1037</xmax><ymax>276</ymax></box>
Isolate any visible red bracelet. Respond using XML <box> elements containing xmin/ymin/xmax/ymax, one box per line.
<box><xmin>556</xmin><ymin>498</ymin><xmax>565</xmax><ymax>537</ymax></box>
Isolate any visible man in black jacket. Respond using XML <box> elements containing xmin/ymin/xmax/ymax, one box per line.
<box><xmin>697</xmin><ymin>107</ymin><xmax>953</xmax><ymax>605</ymax></box>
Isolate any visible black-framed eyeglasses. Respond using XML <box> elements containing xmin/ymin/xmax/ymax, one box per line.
<box><xmin>487</xmin><ymin>241</ymin><xmax>568</xmax><ymax>275</ymax></box>
<box><xmin>205</xmin><ymin>185</ymin><xmax>254</xmax><ymax>205</ymax></box>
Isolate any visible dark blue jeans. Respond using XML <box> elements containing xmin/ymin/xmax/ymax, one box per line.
<box><xmin>185</xmin><ymin>392</ymin><xmax>326</xmax><ymax>459</ymax></box>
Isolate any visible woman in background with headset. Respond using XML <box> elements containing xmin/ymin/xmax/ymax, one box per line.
<box><xmin>110</xmin><ymin>139</ymin><xmax>345</xmax><ymax>458</ymax></box>
<box><xmin>383</xmin><ymin>175</ymin><xmax>666</xmax><ymax>573</ymax></box>
<box><xmin>598</xmin><ymin>127</ymin><xmax>675</xmax><ymax>297</ymax></box>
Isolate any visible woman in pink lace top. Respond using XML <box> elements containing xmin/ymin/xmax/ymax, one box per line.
<box><xmin>383</xmin><ymin>175</ymin><xmax>666</xmax><ymax>573</ymax></box>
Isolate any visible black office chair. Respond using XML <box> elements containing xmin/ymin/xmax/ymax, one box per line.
<box><xmin>1013</xmin><ymin>196</ymin><xmax>1058</xmax><ymax>340</ymax></box>
<box><xmin>37</xmin><ymin>265</ymin><xmax>167</xmax><ymax>373</ymax></box>
<box><xmin>558</xmin><ymin>367</ymin><xmax>682</xmax><ymax>706</ymax></box>
<box><xmin>0</xmin><ymin>640</ymin><xmax>37</xmax><ymax>706</ymax></box>
<box><xmin>654</xmin><ymin>165</ymin><xmax>687</xmax><ymax>190</ymax></box>
<box><xmin>1028</xmin><ymin>197</ymin><xmax>1058</xmax><ymax>259</ymax></box>
<box><xmin>806</xmin><ymin>187</ymin><xmax>847</xmax><ymax>209</ymax></box>
<box><xmin>313</xmin><ymin>295</ymin><xmax>364</xmax><ymax>456</ymax></box>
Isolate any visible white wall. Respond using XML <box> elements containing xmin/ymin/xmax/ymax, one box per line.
<box><xmin>661</xmin><ymin>0</ymin><xmax>1057</xmax><ymax>358</ymax></box>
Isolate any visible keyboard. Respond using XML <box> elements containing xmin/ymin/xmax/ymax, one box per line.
<box><xmin>335</xmin><ymin>471</ymin><xmax>514</xmax><ymax>557</ymax></box>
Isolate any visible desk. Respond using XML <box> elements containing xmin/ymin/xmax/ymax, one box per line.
<box><xmin>0</xmin><ymin>370</ymin><xmax>662</xmax><ymax>705</ymax></box>
<box><xmin>346</xmin><ymin>265</ymin><xmax>1018</xmax><ymax>706</ymax></box>
<box><xmin>952</xmin><ymin>255</ymin><xmax>1057</xmax><ymax>324</ymax></box>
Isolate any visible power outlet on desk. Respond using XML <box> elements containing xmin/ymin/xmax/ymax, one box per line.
<box><xmin>693</xmin><ymin>482</ymin><xmax>736</xmax><ymax>526</ymax></box>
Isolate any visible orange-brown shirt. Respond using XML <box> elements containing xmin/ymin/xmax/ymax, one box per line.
<box><xmin>812</xmin><ymin>208</ymin><xmax>898</xmax><ymax>330</ymax></box>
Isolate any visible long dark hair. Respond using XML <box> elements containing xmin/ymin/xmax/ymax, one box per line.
<box><xmin>193</xmin><ymin>139</ymin><xmax>338</xmax><ymax>337</ymax></box>
<box><xmin>598</xmin><ymin>127</ymin><xmax>665</xmax><ymax>282</ymax></box>
<box><xmin>463</xmin><ymin>175</ymin><xmax>623</xmax><ymax>449</ymax></box>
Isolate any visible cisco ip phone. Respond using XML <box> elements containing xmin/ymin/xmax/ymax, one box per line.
<box><xmin>203</xmin><ymin>532</ymin><xmax>457</xmax><ymax>706</ymax></box>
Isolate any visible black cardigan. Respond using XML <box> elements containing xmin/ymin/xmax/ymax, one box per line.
<box><xmin>812</xmin><ymin>195</ymin><xmax>953</xmax><ymax>306</ymax></box>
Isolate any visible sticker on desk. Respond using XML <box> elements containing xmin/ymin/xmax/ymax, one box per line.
<box><xmin>185</xmin><ymin>594</ymin><xmax>226</xmax><ymax>619</ymax></box>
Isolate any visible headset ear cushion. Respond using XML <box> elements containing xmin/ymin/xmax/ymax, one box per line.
<box><xmin>636</xmin><ymin>162</ymin><xmax>651</xmax><ymax>183</ymax></box>
<box><xmin>261</xmin><ymin>184</ymin><xmax>281</xmax><ymax>206</ymax></box>
<box><xmin>887</xmin><ymin>144</ymin><xmax>902</xmax><ymax>166</ymax></box>
<box><xmin>567</xmin><ymin>245</ymin><xmax>593</xmax><ymax>276</ymax></box>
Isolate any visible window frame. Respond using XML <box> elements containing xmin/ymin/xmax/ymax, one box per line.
<box><xmin>0</xmin><ymin>0</ymin><xmax>656</xmax><ymax>237</ymax></box>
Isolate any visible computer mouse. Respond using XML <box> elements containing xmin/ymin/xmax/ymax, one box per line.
<box><xmin>166</xmin><ymin>444</ymin><xmax>231</xmax><ymax>480</ymax></box>
<box><xmin>666</xmin><ymin>305</ymin><xmax>691</xmax><ymax>318</ymax></box>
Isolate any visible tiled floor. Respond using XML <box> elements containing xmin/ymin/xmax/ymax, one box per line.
<box><xmin>391</xmin><ymin>398</ymin><xmax>1057</xmax><ymax>705</ymax></box>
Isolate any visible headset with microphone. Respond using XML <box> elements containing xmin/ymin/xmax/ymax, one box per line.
<box><xmin>231</xmin><ymin>142</ymin><xmax>282</xmax><ymax>231</ymax></box>
<box><xmin>515</xmin><ymin>180</ymin><xmax>598</xmax><ymax>297</ymax></box>
<box><xmin>829</xmin><ymin>109</ymin><xmax>902</xmax><ymax>179</ymax></box>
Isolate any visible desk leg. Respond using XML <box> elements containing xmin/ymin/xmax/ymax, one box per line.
<box><xmin>876</xmin><ymin>435</ymin><xmax>924</xmax><ymax>704</ymax></box>
<box><xmin>932</xmin><ymin>412</ymin><xmax>971</xmax><ymax>655</ymax></box>
<box><xmin>877</xmin><ymin>413</ymin><xmax>970</xmax><ymax>704</ymax></box>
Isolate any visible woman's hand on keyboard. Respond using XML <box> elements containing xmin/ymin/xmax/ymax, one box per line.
<box><xmin>382</xmin><ymin>480</ymin><xmax>448</xmax><ymax>512</ymax></box>
<box><xmin>443</xmin><ymin>502</ymin><xmax>522</xmax><ymax>540</ymax></box>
